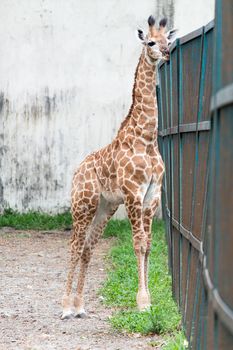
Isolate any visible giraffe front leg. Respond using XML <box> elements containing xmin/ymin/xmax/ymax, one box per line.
<box><xmin>143</xmin><ymin>215</ymin><xmax>153</xmax><ymax>303</ymax></box>
<box><xmin>143</xmin><ymin>197</ymin><xmax>160</xmax><ymax>305</ymax></box>
<box><xmin>125</xmin><ymin>196</ymin><xmax>150</xmax><ymax>311</ymax></box>
<box><xmin>136</xmin><ymin>248</ymin><xmax>151</xmax><ymax>311</ymax></box>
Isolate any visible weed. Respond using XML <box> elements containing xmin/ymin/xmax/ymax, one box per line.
<box><xmin>0</xmin><ymin>209</ymin><xmax>72</xmax><ymax>230</ymax></box>
<box><xmin>163</xmin><ymin>331</ymin><xmax>188</xmax><ymax>349</ymax></box>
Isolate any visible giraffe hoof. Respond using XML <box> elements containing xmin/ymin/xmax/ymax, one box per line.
<box><xmin>137</xmin><ymin>291</ymin><xmax>151</xmax><ymax>311</ymax></box>
<box><xmin>74</xmin><ymin>310</ymin><xmax>87</xmax><ymax>319</ymax></box>
<box><xmin>138</xmin><ymin>303</ymin><xmax>151</xmax><ymax>312</ymax></box>
<box><xmin>60</xmin><ymin>310</ymin><xmax>74</xmax><ymax>320</ymax></box>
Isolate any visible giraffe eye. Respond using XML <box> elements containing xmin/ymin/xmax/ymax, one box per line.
<box><xmin>148</xmin><ymin>41</ymin><xmax>156</xmax><ymax>47</ymax></box>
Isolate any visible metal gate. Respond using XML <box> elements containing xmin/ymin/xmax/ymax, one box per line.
<box><xmin>157</xmin><ymin>1</ymin><xmax>233</xmax><ymax>348</ymax></box>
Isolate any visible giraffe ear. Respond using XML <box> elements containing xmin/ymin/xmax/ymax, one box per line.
<box><xmin>137</xmin><ymin>29</ymin><xmax>146</xmax><ymax>43</ymax></box>
<box><xmin>166</xmin><ymin>28</ymin><xmax>178</xmax><ymax>42</ymax></box>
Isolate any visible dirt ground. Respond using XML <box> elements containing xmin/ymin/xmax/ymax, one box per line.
<box><xmin>0</xmin><ymin>229</ymin><xmax>162</xmax><ymax>350</ymax></box>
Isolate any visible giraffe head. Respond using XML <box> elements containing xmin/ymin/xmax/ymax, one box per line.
<box><xmin>137</xmin><ymin>15</ymin><xmax>177</xmax><ymax>63</ymax></box>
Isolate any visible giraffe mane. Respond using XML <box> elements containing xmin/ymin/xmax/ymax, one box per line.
<box><xmin>117</xmin><ymin>54</ymin><xmax>142</xmax><ymax>135</ymax></box>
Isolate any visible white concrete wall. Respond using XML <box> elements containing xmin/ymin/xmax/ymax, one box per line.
<box><xmin>174</xmin><ymin>0</ymin><xmax>215</xmax><ymax>36</ymax></box>
<box><xmin>0</xmin><ymin>0</ymin><xmax>214</xmax><ymax>215</ymax></box>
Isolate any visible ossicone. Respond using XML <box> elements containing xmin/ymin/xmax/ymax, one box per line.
<box><xmin>159</xmin><ymin>17</ymin><xmax>168</xmax><ymax>28</ymax></box>
<box><xmin>148</xmin><ymin>15</ymin><xmax>156</xmax><ymax>27</ymax></box>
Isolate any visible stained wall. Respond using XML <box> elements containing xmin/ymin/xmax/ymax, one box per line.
<box><xmin>0</xmin><ymin>0</ymin><xmax>214</xmax><ymax>215</ymax></box>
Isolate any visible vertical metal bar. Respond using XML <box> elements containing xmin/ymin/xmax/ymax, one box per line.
<box><xmin>190</xmin><ymin>27</ymin><xmax>204</xmax><ymax>240</ymax></box>
<box><xmin>167</xmin><ymin>61</ymin><xmax>174</xmax><ymax>277</ymax></box>
<box><xmin>157</xmin><ymin>70</ymin><xmax>171</xmax><ymax>270</ymax></box>
<box><xmin>196</xmin><ymin>278</ymin><xmax>206</xmax><ymax>348</ymax></box>
<box><xmin>214</xmin><ymin>0</ymin><xmax>222</xmax><ymax>93</ymax></box>
<box><xmin>169</xmin><ymin>52</ymin><xmax>175</xmax><ymax>297</ymax></box>
<box><xmin>178</xmin><ymin>40</ymin><xmax>185</xmax><ymax>325</ymax></box>
<box><xmin>158</xmin><ymin>76</ymin><xmax>170</xmax><ymax>268</ymax></box>
<box><xmin>214</xmin><ymin>314</ymin><xmax>219</xmax><ymax>350</ymax></box>
<box><xmin>189</xmin><ymin>27</ymin><xmax>205</xmax><ymax>346</ymax></box>
<box><xmin>191</xmin><ymin>261</ymin><xmax>201</xmax><ymax>346</ymax></box>
<box><xmin>165</xmin><ymin>61</ymin><xmax>175</xmax><ymax>300</ymax></box>
<box><xmin>176</xmin><ymin>40</ymin><xmax>181</xmax><ymax>308</ymax></box>
<box><xmin>199</xmin><ymin>26</ymin><xmax>214</xmax><ymax>348</ymax></box>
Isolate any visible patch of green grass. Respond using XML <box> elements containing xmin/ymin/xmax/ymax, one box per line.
<box><xmin>163</xmin><ymin>331</ymin><xmax>188</xmax><ymax>349</ymax></box>
<box><xmin>147</xmin><ymin>331</ymin><xmax>188</xmax><ymax>349</ymax></box>
<box><xmin>101</xmin><ymin>219</ymin><xmax>183</xmax><ymax>340</ymax></box>
<box><xmin>0</xmin><ymin>208</ymin><xmax>72</xmax><ymax>230</ymax></box>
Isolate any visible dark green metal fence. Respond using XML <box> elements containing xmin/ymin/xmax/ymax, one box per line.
<box><xmin>157</xmin><ymin>1</ymin><xmax>233</xmax><ymax>348</ymax></box>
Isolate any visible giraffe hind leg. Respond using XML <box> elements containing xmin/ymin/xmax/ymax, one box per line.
<box><xmin>61</xmin><ymin>164</ymin><xmax>100</xmax><ymax>319</ymax></box>
<box><xmin>74</xmin><ymin>197</ymin><xmax>119</xmax><ymax>318</ymax></box>
<box><xmin>61</xmin><ymin>213</ymin><xmax>96</xmax><ymax>319</ymax></box>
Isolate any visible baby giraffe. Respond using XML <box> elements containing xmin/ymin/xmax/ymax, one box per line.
<box><xmin>61</xmin><ymin>15</ymin><xmax>176</xmax><ymax>319</ymax></box>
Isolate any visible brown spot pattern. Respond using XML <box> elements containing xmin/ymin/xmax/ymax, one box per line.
<box><xmin>62</xmin><ymin>20</ymin><xmax>168</xmax><ymax>315</ymax></box>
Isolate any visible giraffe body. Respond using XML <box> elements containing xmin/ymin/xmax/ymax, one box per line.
<box><xmin>61</xmin><ymin>16</ymin><xmax>175</xmax><ymax>319</ymax></box>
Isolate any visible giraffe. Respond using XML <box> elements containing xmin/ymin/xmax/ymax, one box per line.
<box><xmin>61</xmin><ymin>15</ymin><xmax>177</xmax><ymax>319</ymax></box>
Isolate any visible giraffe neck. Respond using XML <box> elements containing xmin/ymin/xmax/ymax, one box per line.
<box><xmin>118</xmin><ymin>50</ymin><xmax>159</xmax><ymax>147</ymax></box>
<box><xmin>131</xmin><ymin>51</ymin><xmax>158</xmax><ymax>135</ymax></box>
